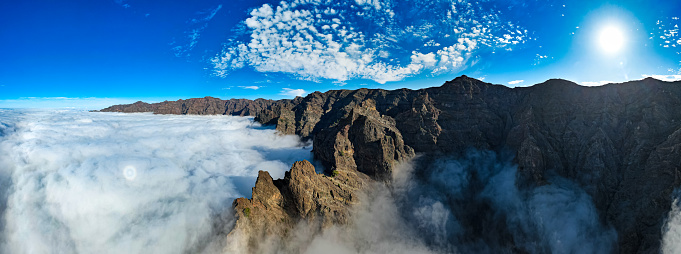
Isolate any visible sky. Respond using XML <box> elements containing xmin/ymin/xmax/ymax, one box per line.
<box><xmin>1</xmin><ymin>0</ymin><xmax>681</xmax><ymax>109</ymax></box>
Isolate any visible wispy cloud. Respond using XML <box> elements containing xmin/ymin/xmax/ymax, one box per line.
<box><xmin>173</xmin><ymin>5</ymin><xmax>223</xmax><ymax>57</ymax></box>
<box><xmin>508</xmin><ymin>80</ymin><xmax>524</xmax><ymax>85</ymax></box>
<box><xmin>114</xmin><ymin>0</ymin><xmax>130</xmax><ymax>7</ymax></box>
<box><xmin>280</xmin><ymin>88</ymin><xmax>307</xmax><ymax>97</ymax></box>
<box><xmin>190</xmin><ymin>5</ymin><xmax>222</xmax><ymax>24</ymax></box>
<box><xmin>238</xmin><ymin>86</ymin><xmax>261</xmax><ymax>90</ymax></box>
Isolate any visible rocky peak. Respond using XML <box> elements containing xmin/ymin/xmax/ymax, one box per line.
<box><xmin>251</xmin><ymin>171</ymin><xmax>282</xmax><ymax>209</ymax></box>
<box><xmin>229</xmin><ymin>160</ymin><xmax>367</xmax><ymax>252</ymax></box>
<box><xmin>313</xmin><ymin>104</ymin><xmax>414</xmax><ymax>181</ymax></box>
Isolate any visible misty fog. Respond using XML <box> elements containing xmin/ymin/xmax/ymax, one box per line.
<box><xmin>293</xmin><ymin>151</ymin><xmax>618</xmax><ymax>254</ymax></box>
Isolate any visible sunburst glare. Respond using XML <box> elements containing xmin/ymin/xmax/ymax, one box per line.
<box><xmin>598</xmin><ymin>24</ymin><xmax>626</xmax><ymax>54</ymax></box>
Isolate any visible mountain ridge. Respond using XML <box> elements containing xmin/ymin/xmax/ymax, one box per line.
<box><xmin>100</xmin><ymin>76</ymin><xmax>681</xmax><ymax>253</ymax></box>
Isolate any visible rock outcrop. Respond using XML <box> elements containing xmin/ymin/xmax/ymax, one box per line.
<box><xmin>100</xmin><ymin>76</ymin><xmax>681</xmax><ymax>253</ymax></box>
<box><xmin>229</xmin><ymin>161</ymin><xmax>368</xmax><ymax>253</ymax></box>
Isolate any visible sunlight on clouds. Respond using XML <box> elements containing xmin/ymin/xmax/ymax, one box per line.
<box><xmin>212</xmin><ymin>0</ymin><xmax>527</xmax><ymax>84</ymax></box>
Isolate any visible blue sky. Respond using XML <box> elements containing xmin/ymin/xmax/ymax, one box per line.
<box><xmin>1</xmin><ymin>0</ymin><xmax>680</xmax><ymax>109</ymax></box>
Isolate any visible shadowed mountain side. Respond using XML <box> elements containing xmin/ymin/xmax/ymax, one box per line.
<box><xmin>100</xmin><ymin>76</ymin><xmax>681</xmax><ymax>253</ymax></box>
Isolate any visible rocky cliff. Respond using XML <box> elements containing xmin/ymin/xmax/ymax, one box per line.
<box><xmin>101</xmin><ymin>76</ymin><xmax>681</xmax><ymax>253</ymax></box>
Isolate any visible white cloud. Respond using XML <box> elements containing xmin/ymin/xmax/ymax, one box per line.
<box><xmin>280</xmin><ymin>88</ymin><xmax>308</xmax><ymax>97</ymax></box>
<box><xmin>508</xmin><ymin>80</ymin><xmax>524</xmax><ymax>85</ymax></box>
<box><xmin>663</xmin><ymin>197</ymin><xmax>681</xmax><ymax>253</ymax></box>
<box><xmin>580</xmin><ymin>81</ymin><xmax>614</xmax><ymax>86</ymax></box>
<box><xmin>212</xmin><ymin>0</ymin><xmax>527</xmax><ymax>83</ymax></box>
<box><xmin>642</xmin><ymin>74</ymin><xmax>681</xmax><ymax>82</ymax></box>
<box><xmin>238</xmin><ymin>86</ymin><xmax>261</xmax><ymax>90</ymax></box>
<box><xmin>0</xmin><ymin>109</ymin><xmax>313</xmax><ymax>254</ymax></box>
<box><xmin>211</xmin><ymin>2</ymin><xmax>422</xmax><ymax>84</ymax></box>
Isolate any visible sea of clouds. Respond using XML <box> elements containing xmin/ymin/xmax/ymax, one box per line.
<box><xmin>0</xmin><ymin>109</ymin><xmax>313</xmax><ymax>253</ymax></box>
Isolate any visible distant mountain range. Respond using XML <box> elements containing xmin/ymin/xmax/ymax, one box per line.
<box><xmin>100</xmin><ymin>76</ymin><xmax>681</xmax><ymax>253</ymax></box>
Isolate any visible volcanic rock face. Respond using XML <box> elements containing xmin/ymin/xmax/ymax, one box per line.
<box><xmin>101</xmin><ymin>76</ymin><xmax>681</xmax><ymax>253</ymax></box>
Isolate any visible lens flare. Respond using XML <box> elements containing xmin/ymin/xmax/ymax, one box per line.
<box><xmin>123</xmin><ymin>166</ymin><xmax>137</xmax><ymax>181</ymax></box>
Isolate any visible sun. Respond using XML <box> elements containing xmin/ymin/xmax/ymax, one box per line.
<box><xmin>598</xmin><ymin>25</ymin><xmax>625</xmax><ymax>54</ymax></box>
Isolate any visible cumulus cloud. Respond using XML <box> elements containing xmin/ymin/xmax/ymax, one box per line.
<box><xmin>653</xmin><ymin>17</ymin><xmax>680</xmax><ymax>49</ymax></box>
<box><xmin>212</xmin><ymin>0</ymin><xmax>527</xmax><ymax>83</ymax></box>
<box><xmin>0</xmin><ymin>109</ymin><xmax>313</xmax><ymax>254</ymax></box>
<box><xmin>508</xmin><ymin>80</ymin><xmax>524</xmax><ymax>85</ymax></box>
<box><xmin>280</xmin><ymin>88</ymin><xmax>307</xmax><ymax>97</ymax></box>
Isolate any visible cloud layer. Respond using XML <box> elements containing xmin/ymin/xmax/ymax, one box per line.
<box><xmin>212</xmin><ymin>0</ymin><xmax>527</xmax><ymax>83</ymax></box>
<box><xmin>0</xmin><ymin>109</ymin><xmax>313</xmax><ymax>253</ymax></box>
